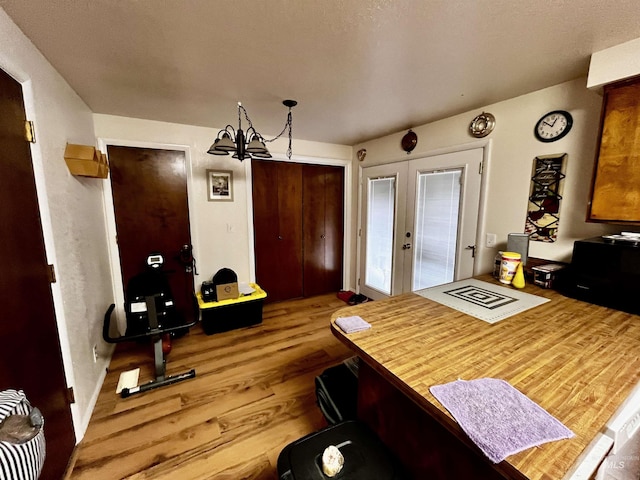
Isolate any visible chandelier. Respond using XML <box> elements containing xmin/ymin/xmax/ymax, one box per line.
<box><xmin>207</xmin><ymin>100</ymin><xmax>297</xmax><ymax>161</ymax></box>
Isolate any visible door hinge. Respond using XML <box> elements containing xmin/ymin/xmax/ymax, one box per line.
<box><xmin>47</xmin><ymin>264</ymin><xmax>57</xmax><ymax>283</ymax></box>
<box><xmin>357</xmin><ymin>278</ymin><xmax>361</xmax><ymax>286</ymax></box>
<box><xmin>25</xmin><ymin>120</ymin><xmax>36</xmax><ymax>143</ymax></box>
<box><xmin>66</xmin><ymin>387</ymin><xmax>75</xmax><ymax>404</ymax></box>
<box><xmin>479</xmin><ymin>161</ymin><xmax>483</xmax><ymax>175</ymax></box>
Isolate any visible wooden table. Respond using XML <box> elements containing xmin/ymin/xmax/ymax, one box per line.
<box><xmin>330</xmin><ymin>276</ymin><xmax>640</xmax><ymax>479</ymax></box>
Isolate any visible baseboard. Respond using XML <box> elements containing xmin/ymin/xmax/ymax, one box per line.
<box><xmin>74</xmin><ymin>347</ymin><xmax>113</xmax><ymax>442</ymax></box>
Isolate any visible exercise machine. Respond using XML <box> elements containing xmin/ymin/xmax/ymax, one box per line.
<box><xmin>103</xmin><ymin>253</ymin><xmax>196</xmax><ymax>397</ymax></box>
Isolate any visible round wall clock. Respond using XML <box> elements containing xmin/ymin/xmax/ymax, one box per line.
<box><xmin>534</xmin><ymin>110</ymin><xmax>573</xmax><ymax>142</ymax></box>
<box><xmin>469</xmin><ymin>112</ymin><xmax>495</xmax><ymax>138</ymax></box>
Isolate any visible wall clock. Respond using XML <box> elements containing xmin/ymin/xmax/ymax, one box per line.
<box><xmin>469</xmin><ymin>112</ymin><xmax>495</xmax><ymax>138</ymax></box>
<box><xmin>534</xmin><ymin>110</ymin><xmax>573</xmax><ymax>142</ymax></box>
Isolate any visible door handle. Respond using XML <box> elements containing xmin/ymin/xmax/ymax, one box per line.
<box><xmin>178</xmin><ymin>244</ymin><xmax>197</xmax><ymax>274</ymax></box>
<box><xmin>402</xmin><ymin>243</ymin><xmax>412</xmax><ymax>250</ymax></box>
<box><xmin>466</xmin><ymin>245</ymin><xmax>476</xmax><ymax>258</ymax></box>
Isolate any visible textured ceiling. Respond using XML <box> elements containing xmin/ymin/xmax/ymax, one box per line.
<box><xmin>2</xmin><ymin>0</ymin><xmax>640</xmax><ymax>146</ymax></box>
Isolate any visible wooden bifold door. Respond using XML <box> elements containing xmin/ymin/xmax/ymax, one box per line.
<box><xmin>252</xmin><ymin>160</ymin><xmax>344</xmax><ymax>303</ymax></box>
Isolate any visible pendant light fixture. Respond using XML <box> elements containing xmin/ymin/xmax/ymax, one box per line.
<box><xmin>207</xmin><ymin>100</ymin><xmax>297</xmax><ymax>161</ymax></box>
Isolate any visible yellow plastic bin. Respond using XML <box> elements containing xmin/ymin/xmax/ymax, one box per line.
<box><xmin>196</xmin><ymin>283</ymin><xmax>267</xmax><ymax>335</ymax></box>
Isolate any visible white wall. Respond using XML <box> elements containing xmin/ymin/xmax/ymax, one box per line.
<box><xmin>0</xmin><ymin>8</ymin><xmax>114</xmax><ymax>440</ymax></box>
<box><xmin>351</xmin><ymin>77</ymin><xmax>620</xmax><ymax>283</ymax></box>
<box><xmin>93</xmin><ymin>115</ymin><xmax>352</xmax><ymax>298</ymax></box>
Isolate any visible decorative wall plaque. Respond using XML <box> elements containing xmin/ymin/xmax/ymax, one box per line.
<box><xmin>524</xmin><ymin>154</ymin><xmax>567</xmax><ymax>242</ymax></box>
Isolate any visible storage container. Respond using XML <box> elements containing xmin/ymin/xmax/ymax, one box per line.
<box><xmin>315</xmin><ymin>359</ymin><xmax>359</xmax><ymax>425</ymax></box>
<box><xmin>277</xmin><ymin>420</ymin><xmax>406</xmax><ymax>479</ymax></box>
<box><xmin>196</xmin><ymin>283</ymin><xmax>266</xmax><ymax>335</ymax></box>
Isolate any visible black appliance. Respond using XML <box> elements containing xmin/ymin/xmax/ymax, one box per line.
<box><xmin>555</xmin><ymin>236</ymin><xmax>640</xmax><ymax>315</ymax></box>
<box><xmin>200</xmin><ymin>281</ymin><xmax>216</xmax><ymax>302</ymax></box>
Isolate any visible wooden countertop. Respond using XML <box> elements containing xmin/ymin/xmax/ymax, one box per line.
<box><xmin>330</xmin><ymin>276</ymin><xmax>640</xmax><ymax>480</ymax></box>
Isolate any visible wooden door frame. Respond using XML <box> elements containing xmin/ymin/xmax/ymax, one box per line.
<box><xmin>245</xmin><ymin>153</ymin><xmax>353</xmax><ymax>292</ymax></box>
<box><xmin>4</xmin><ymin>68</ymin><xmax>82</xmax><ymax>439</ymax></box>
<box><xmin>356</xmin><ymin>139</ymin><xmax>493</xmax><ymax>295</ymax></box>
<box><xmin>98</xmin><ymin>138</ymin><xmax>198</xmax><ymax>335</ymax></box>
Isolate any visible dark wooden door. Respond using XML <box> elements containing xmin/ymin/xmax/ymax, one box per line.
<box><xmin>107</xmin><ymin>146</ymin><xmax>195</xmax><ymax>322</ymax></box>
<box><xmin>303</xmin><ymin>164</ymin><xmax>344</xmax><ymax>297</ymax></box>
<box><xmin>252</xmin><ymin>160</ymin><xmax>344</xmax><ymax>303</ymax></box>
<box><xmin>0</xmin><ymin>68</ymin><xmax>75</xmax><ymax>479</ymax></box>
<box><xmin>252</xmin><ymin>160</ymin><xmax>304</xmax><ymax>303</ymax></box>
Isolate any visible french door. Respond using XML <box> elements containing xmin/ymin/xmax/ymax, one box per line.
<box><xmin>359</xmin><ymin>148</ymin><xmax>483</xmax><ymax>300</ymax></box>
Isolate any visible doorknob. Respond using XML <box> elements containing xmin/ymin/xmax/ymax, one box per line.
<box><xmin>178</xmin><ymin>244</ymin><xmax>197</xmax><ymax>274</ymax></box>
<box><xmin>466</xmin><ymin>245</ymin><xmax>476</xmax><ymax>258</ymax></box>
<box><xmin>402</xmin><ymin>243</ymin><xmax>412</xmax><ymax>250</ymax></box>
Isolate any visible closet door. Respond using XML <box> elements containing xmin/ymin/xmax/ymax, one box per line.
<box><xmin>252</xmin><ymin>160</ymin><xmax>303</xmax><ymax>302</ymax></box>
<box><xmin>303</xmin><ymin>165</ymin><xmax>344</xmax><ymax>297</ymax></box>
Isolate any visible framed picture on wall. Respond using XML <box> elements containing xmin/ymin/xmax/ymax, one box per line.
<box><xmin>207</xmin><ymin>170</ymin><xmax>233</xmax><ymax>202</ymax></box>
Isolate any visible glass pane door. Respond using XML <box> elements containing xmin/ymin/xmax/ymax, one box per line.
<box><xmin>404</xmin><ymin>148</ymin><xmax>483</xmax><ymax>293</ymax></box>
<box><xmin>365</xmin><ymin>176</ymin><xmax>396</xmax><ymax>295</ymax></box>
<box><xmin>360</xmin><ymin>162</ymin><xmax>407</xmax><ymax>300</ymax></box>
<box><xmin>412</xmin><ymin>169</ymin><xmax>462</xmax><ymax>290</ymax></box>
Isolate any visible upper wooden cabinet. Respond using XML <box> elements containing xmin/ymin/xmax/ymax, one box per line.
<box><xmin>588</xmin><ymin>77</ymin><xmax>640</xmax><ymax>224</ymax></box>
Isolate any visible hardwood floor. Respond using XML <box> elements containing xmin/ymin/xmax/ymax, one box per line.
<box><xmin>66</xmin><ymin>294</ymin><xmax>353</xmax><ymax>480</ymax></box>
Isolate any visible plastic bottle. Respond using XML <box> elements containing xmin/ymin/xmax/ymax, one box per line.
<box><xmin>493</xmin><ymin>251</ymin><xmax>502</xmax><ymax>278</ymax></box>
<box><xmin>499</xmin><ymin>252</ymin><xmax>521</xmax><ymax>284</ymax></box>
<box><xmin>512</xmin><ymin>262</ymin><xmax>526</xmax><ymax>289</ymax></box>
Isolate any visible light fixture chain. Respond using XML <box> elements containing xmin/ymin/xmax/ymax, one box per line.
<box><xmin>287</xmin><ymin>111</ymin><xmax>293</xmax><ymax>160</ymax></box>
<box><xmin>263</xmin><ymin>119</ymin><xmax>290</xmax><ymax>144</ymax></box>
<box><xmin>261</xmin><ymin>107</ymin><xmax>294</xmax><ymax>160</ymax></box>
<box><xmin>239</xmin><ymin>104</ymin><xmax>254</xmax><ymax>131</ymax></box>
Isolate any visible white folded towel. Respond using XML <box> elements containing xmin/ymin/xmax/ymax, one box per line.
<box><xmin>335</xmin><ymin>316</ymin><xmax>371</xmax><ymax>334</ymax></box>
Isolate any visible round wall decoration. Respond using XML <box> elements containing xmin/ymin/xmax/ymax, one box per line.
<box><xmin>534</xmin><ymin>110</ymin><xmax>573</xmax><ymax>142</ymax></box>
<box><xmin>401</xmin><ymin>130</ymin><xmax>418</xmax><ymax>153</ymax></box>
<box><xmin>469</xmin><ymin>112</ymin><xmax>496</xmax><ymax>138</ymax></box>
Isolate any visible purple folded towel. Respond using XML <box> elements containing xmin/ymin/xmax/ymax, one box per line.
<box><xmin>430</xmin><ymin>378</ymin><xmax>574</xmax><ymax>463</ymax></box>
<box><xmin>335</xmin><ymin>316</ymin><xmax>371</xmax><ymax>334</ymax></box>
